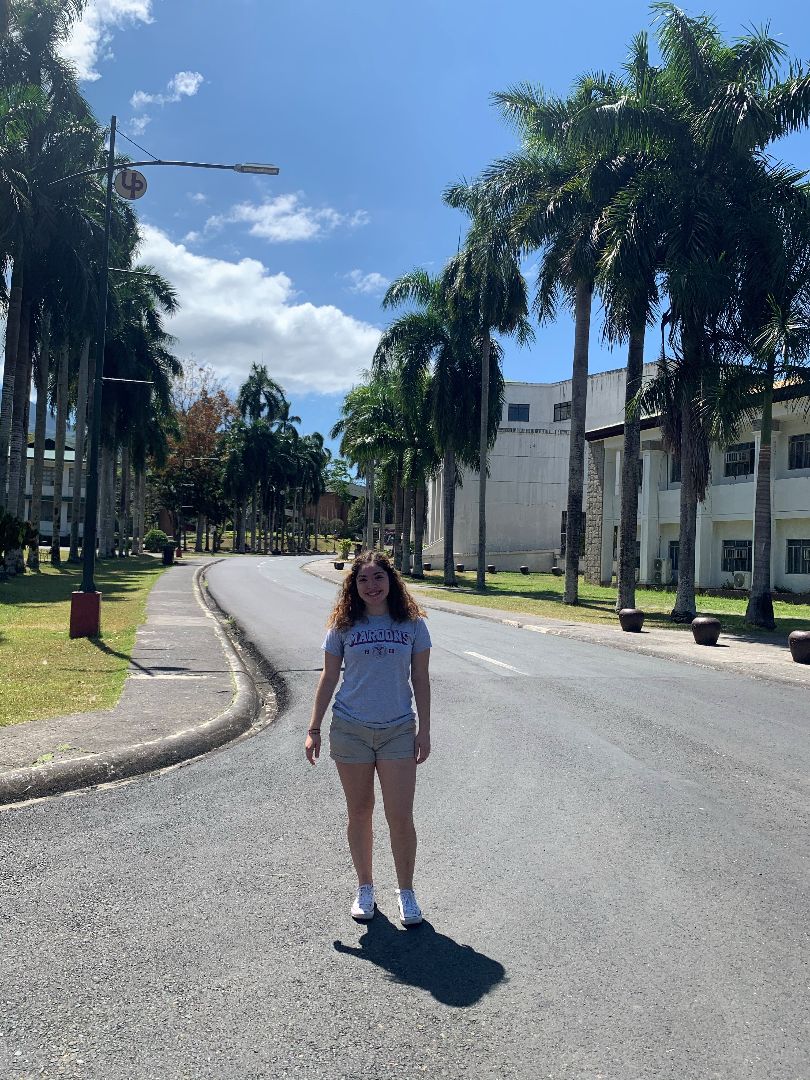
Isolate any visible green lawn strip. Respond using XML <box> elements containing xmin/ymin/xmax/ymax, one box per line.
<box><xmin>410</xmin><ymin>570</ymin><xmax>810</xmax><ymax>640</ymax></box>
<box><xmin>0</xmin><ymin>555</ymin><xmax>168</xmax><ymax>728</ymax></box>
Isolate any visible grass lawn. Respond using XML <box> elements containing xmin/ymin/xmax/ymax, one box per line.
<box><xmin>412</xmin><ymin>569</ymin><xmax>810</xmax><ymax>639</ymax></box>
<box><xmin>0</xmin><ymin>554</ymin><xmax>167</xmax><ymax>728</ymax></box>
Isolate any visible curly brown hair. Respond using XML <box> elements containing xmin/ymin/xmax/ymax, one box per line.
<box><xmin>327</xmin><ymin>550</ymin><xmax>427</xmax><ymax>630</ymax></box>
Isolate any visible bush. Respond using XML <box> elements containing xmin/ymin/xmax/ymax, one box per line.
<box><xmin>143</xmin><ymin>528</ymin><xmax>170</xmax><ymax>552</ymax></box>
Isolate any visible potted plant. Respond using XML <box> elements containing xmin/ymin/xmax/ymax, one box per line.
<box><xmin>788</xmin><ymin>629</ymin><xmax>810</xmax><ymax>663</ymax></box>
<box><xmin>618</xmin><ymin>608</ymin><xmax>645</xmax><ymax>632</ymax></box>
<box><xmin>691</xmin><ymin>616</ymin><xmax>721</xmax><ymax>645</ymax></box>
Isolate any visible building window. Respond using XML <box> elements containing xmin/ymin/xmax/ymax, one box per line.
<box><xmin>722</xmin><ymin>539</ymin><xmax>752</xmax><ymax>573</ymax></box>
<box><xmin>786</xmin><ymin>539</ymin><xmax>810</xmax><ymax>575</ymax></box>
<box><xmin>788</xmin><ymin>433</ymin><xmax>810</xmax><ymax>470</ymax></box>
<box><xmin>670</xmin><ymin>456</ymin><xmax>681</xmax><ymax>483</ymax></box>
<box><xmin>560</xmin><ymin>510</ymin><xmax>585</xmax><ymax>557</ymax></box>
<box><xmin>42</xmin><ymin>465</ymin><xmax>55</xmax><ymax>487</ymax></box>
<box><xmin>668</xmin><ymin>540</ymin><xmax>679</xmax><ymax>578</ymax></box>
<box><xmin>724</xmin><ymin>442</ymin><xmax>755</xmax><ymax>478</ymax></box>
<box><xmin>507</xmin><ymin>403</ymin><xmax>530</xmax><ymax>423</ymax></box>
<box><xmin>553</xmin><ymin>401</ymin><xmax>571</xmax><ymax>423</ymax></box>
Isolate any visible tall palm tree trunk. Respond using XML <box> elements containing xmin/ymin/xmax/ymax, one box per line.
<box><xmin>251</xmin><ymin>488</ymin><xmax>258</xmax><ymax>552</ymax></box>
<box><xmin>7</xmin><ymin>296</ymin><xmax>32</xmax><ymax>520</ymax></box>
<box><xmin>745</xmin><ymin>352</ymin><xmax>776</xmax><ymax>628</ymax></box>
<box><xmin>392</xmin><ymin>474</ymin><xmax>404</xmax><ymax>570</ymax></box>
<box><xmin>365</xmin><ymin>460</ymin><xmax>375</xmax><ymax>549</ymax></box>
<box><xmin>401</xmin><ymin>485</ymin><xmax>413</xmax><ymax>575</ymax></box>
<box><xmin>132</xmin><ymin>467</ymin><xmax>145</xmax><ymax>554</ymax></box>
<box><xmin>68</xmin><ymin>337</ymin><xmax>90</xmax><ymax>562</ymax></box>
<box><xmin>412</xmin><ymin>482</ymin><xmax>426</xmax><ymax>579</ymax></box>
<box><xmin>119</xmin><ymin>444</ymin><xmax>131</xmax><ymax>556</ymax></box>
<box><xmin>616</xmin><ymin>324</ymin><xmax>645</xmax><ymax>610</ymax></box>
<box><xmin>442</xmin><ymin>447</ymin><xmax>457</xmax><ymax>586</ymax></box>
<box><xmin>195</xmin><ymin>513</ymin><xmax>204</xmax><ymax>552</ymax></box>
<box><xmin>0</xmin><ymin>259</ymin><xmax>24</xmax><ymax>511</ymax></box>
<box><xmin>27</xmin><ymin>320</ymin><xmax>51</xmax><ymax>569</ymax></box>
<box><xmin>476</xmin><ymin>335</ymin><xmax>492</xmax><ymax>591</ymax></box>
<box><xmin>50</xmin><ymin>343</ymin><xmax>69</xmax><ymax>564</ymax></box>
<box><xmin>564</xmin><ymin>279</ymin><xmax>593</xmax><ymax>605</ymax></box>
<box><xmin>671</xmin><ymin>398</ymin><xmax>699</xmax><ymax>622</ymax></box>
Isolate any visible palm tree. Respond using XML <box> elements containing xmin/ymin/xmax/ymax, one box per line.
<box><xmin>576</xmin><ymin>5</ymin><xmax>810</xmax><ymax>620</ymax></box>
<box><xmin>483</xmin><ymin>84</ymin><xmax>616</xmax><ymax>604</ymax></box>
<box><xmin>442</xmin><ymin>181</ymin><xmax>533</xmax><ymax>590</ymax></box>
<box><xmin>376</xmin><ymin>269</ymin><xmax>488</xmax><ymax>584</ymax></box>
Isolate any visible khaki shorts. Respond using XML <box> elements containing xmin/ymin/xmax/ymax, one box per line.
<box><xmin>329</xmin><ymin>713</ymin><xmax>416</xmax><ymax>765</ymax></box>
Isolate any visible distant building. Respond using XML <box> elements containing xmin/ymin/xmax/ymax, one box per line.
<box><xmin>424</xmin><ymin>366</ymin><xmax>638</xmax><ymax>571</ymax></box>
<box><xmin>23</xmin><ymin>440</ymin><xmax>84</xmax><ymax>544</ymax></box>
<box><xmin>423</xmin><ymin>367</ymin><xmax>810</xmax><ymax>592</ymax></box>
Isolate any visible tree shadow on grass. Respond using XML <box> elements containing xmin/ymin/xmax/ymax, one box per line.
<box><xmin>333</xmin><ymin>911</ymin><xmax>506</xmax><ymax>1007</ymax></box>
<box><xmin>0</xmin><ymin>556</ymin><xmax>163</xmax><ymax>608</ymax></box>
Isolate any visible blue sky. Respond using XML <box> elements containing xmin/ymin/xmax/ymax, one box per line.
<box><xmin>64</xmin><ymin>0</ymin><xmax>810</xmax><ymax>454</ymax></box>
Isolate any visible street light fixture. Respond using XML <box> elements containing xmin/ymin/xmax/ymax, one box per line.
<box><xmin>67</xmin><ymin>115</ymin><xmax>279</xmax><ymax>638</ymax></box>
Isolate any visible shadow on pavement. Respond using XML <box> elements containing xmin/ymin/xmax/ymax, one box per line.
<box><xmin>334</xmin><ymin>911</ymin><xmax>506</xmax><ymax>1007</ymax></box>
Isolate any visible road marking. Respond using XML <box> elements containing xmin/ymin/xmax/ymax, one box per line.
<box><xmin>464</xmin><ymin>651</ymin><xmax>529</xmax><ymax>675</ymax></box>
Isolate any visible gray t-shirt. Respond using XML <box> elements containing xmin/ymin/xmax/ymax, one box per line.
<box><xmin>322</xmin><ymin>615</ymin><xmax>431</xmax><ymax>728</ymax></box>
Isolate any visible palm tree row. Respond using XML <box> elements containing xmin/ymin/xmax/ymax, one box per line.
<box><xmin>336</xmin><ymin>5</ymin><xmax>810</xmax><ymax>628</ymax></box>
<box><xmin>0</xmin><ymin>0</ymin><xmax>185</xmax><ymax>575</ymax></box>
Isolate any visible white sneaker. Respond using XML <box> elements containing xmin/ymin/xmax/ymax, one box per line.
<box><xmin>351</xmin><ymin>884</ymin><xmax>376</xmax><ymax>921</ymax></box>
<box><xmin>396</xmin><ymin>888</ymin><xmax>423</xmax><ymax>926</ymax></box>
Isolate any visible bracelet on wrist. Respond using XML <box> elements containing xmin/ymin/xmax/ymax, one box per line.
<box><xmin>307</xmin><ymin>728</ymin><xmax>321</xmax><ymax>736</ymax></box>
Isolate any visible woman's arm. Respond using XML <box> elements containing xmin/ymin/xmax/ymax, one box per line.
<box><xmin>305</xmin><ymin>651</ymin><xmax>342</xmax><ymax>765</ymax></box>
<box><xmin>411</xmin><ymin>648</ymin><xmax>431</xmax><ymax>764</ymax></box>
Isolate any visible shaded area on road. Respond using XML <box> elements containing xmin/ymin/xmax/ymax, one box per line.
<box><xmin>334</xmin><ymin>912</ymin><xmax>506</xmax><ymax>1007</ymax></box>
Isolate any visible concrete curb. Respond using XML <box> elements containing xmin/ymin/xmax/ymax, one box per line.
<box><xmin>0</xmin><ymin>561</ymin><xmax>261</xmax><ymax>808</ymax></box>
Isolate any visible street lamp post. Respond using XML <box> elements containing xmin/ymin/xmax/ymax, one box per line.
<box><xmin>68</xmin><ymin>115</ymin><xmax>279</xmax><ymax>638</ymax></box>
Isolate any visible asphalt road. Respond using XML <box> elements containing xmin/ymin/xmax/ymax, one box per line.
<box><xmin>1</xmin><ymin>555</ymin><xmax>808</xmax><ymax>1080</ymax></box>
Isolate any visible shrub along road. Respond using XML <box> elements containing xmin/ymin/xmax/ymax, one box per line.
<box><xmin>0</xmin><ymin>555</ymin><xmax>807</xmax><ymax>1079</ymax></box>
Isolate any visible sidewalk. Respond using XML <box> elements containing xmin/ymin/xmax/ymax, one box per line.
<box><xmin>304</xmin><ymin>558</ymin><xmax>810</xmax><ymax>689</ymax></box>
<box><xmin>0</xmin><ymin>558</ymin><xmax>262</xmax><ymax>808</ymax></box>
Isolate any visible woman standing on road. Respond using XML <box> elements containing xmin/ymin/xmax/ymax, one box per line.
<box><xmin>306</xmin><ymin>550</ymin><xmax>431</xmax><ymax>926</ymax></box>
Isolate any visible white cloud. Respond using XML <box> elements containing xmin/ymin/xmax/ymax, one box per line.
<box><xmin>188</xmin><ymin>192</ymin><xmax>208</xmax><ymax>204</ymax></box>
<box><xmin>128</xmin><ymin>114</ymin><xmax>151</xmax><ymax>136</ymax></box>
<box><xmin>139</xmin><ymin>224</ymin><xmax>381</xmax><ymax>394</ymax></box>
<box><xmin>206</xmin><ymin>194</ymin><xmax>370</xmax><ymax>243</ymax></box>
<box><xmin>61</xmin><ymin>0</ymin><xmax>154</xmax><ymax>82</ymax></box>
<box><xmin>346</xmin><ymin>269</ymin><xmax>390</xmax><ymax>296</ymax></box>
<box><xmin>131</xmin><ymin>70</ymin><xmax>204</xmax><ymax>109</ymax></box>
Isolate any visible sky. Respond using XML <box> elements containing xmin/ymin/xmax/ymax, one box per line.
<box><xmin>62</xmin><ymin>0</ymin><xmax>810</xmax><ymax>454</ymax></box>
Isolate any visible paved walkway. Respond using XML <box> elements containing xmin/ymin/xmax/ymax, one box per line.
<box><xmin>0</xmin><ymin>557</ymin><xmax>260</xmax><ymax>807</ymax></box>
<box><xmin>2</xmin><ymin>553</ymin><xmax>806</xmax><ymax>808</ymax></box>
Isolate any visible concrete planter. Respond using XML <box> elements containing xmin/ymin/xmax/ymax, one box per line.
<box><xmin>692</xmin><ymin>616</ymin><xmax>721</xmax><ymax>646</ymax></box>
<box><xmin>618</xmin><ymin>608</ymin><xmax>645</xmax><ymax>632</ymax></box>
<box><xmin>333</xmin><ymin>561</ymin><xmax>344</xmax><ymax>570</ymax></box>
<box><xmin>788</xmin><ymin>629</ymin><xmax>810</xmax><ymax>664</ymax></box>
<box><xmin>487</xmin><ymin>564</ymin><xmax>496</xmax><ymax>574</ymax></box>
<box><xmin>519</xmin><ymin>566</ymin><xmax>530</xmax><ymax>575</ymax></box>
<box><xmin>423</xmin><ymin>562</ymin><xmax>432</xmax><ymax>571</ymax></box>
<box><xmin>455</xmin><ymin>564</ymin><xmax>465</xmax><ymax>572</ymax></box>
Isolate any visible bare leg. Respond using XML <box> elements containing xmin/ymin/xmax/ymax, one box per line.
<box><xmin>335</xmin><ymin>761</ymin><xmax>376</xmax><ymax>885</ymax></box>
<box><xmin>376</xmin><ymin>757</ymin><xmax>418</xmax><ymax>890</ymax></box>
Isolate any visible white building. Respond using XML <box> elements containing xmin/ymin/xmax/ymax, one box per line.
<box><xmin>23</xmin><ymin>441</ymin><xmax>84</xmax><ymax>544</ymax></box>
<box><xmin>424</xmin><ymin>365</ymin><xmax>640</xmax><ymax>571</ymax></box>
<box><xmin>585</xmin><ymin>389</ymin><xmax>810</xmax><ymax>593</ymax></box>
<box><xmin>424</xmin><ymin>367</ymin><xmax>810</xmax><ymax>592</ymax></box>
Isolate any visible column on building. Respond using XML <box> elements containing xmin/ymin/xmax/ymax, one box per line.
<box><xmin>584</xmin><ymin>440</ymin><xmax>604</xmax><ymax>584</ymax></box>
<box><xmin>755</xmin><ymin>421</ymin><xmax>780</xmax><ymax>587</ymax></box>
<box><xmin>638</xmin><ymin>443</ymin><xmax>666</xmax><ymax>584</ymax></box>
<box><xmin>694</xmin><ymin>495</ymin><xmax>714</xmax><ymax>587</ymax></box>
<box><xmin>599</xmin><ymin>446</ymin><xmax>618</xmax><ymax>585</ymax></box>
